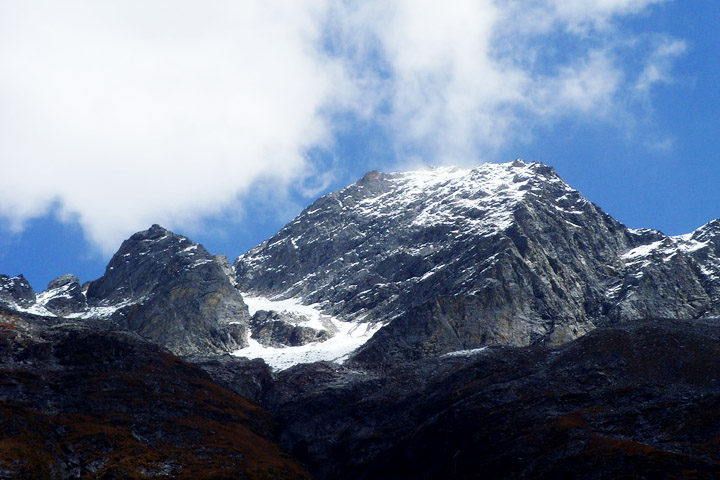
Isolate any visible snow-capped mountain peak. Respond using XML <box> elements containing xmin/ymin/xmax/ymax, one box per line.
<box><xmin>4</xmin><ymin>161</ymin><xmax>720</xmax><ymax>370</ymax></box>
<box><xmin>234</xmin><ymin>160</ymin><xmax>624</xmax><ymax>360</ymax></box>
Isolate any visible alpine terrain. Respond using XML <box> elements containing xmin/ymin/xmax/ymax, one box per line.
<box><xmin>1</xmin><ymin>159</ymin><xmax>720</xmax><ymax>479</ymax></box>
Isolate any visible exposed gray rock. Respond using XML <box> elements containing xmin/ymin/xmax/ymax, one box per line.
<box><xmin>605</xmin><ymin>224</ymin><xmax>720</xmax><ymax>322</ymax></box>
<box><xmin>41</xmin><ymin>274</ymin><xmax>87</xmax><ymax>316</ymax></box>
<box><xmin>250</xmin><ymin>310</ymin><xmax>331</xmax><ymax>347</ymax></box>
<box><xmin>86</xmin><ymin>224</ymin><xmax>251</xmax><ymax>355</ymax></box>
<box><xmin>213</xmin><ymin>254</ymin><xmax>237</xmax><ymax>285</ymax></box>
<box><xmin>0</xmin><ymin>274</ymin><xmax>35</xmax><ymax>309</ymax></box>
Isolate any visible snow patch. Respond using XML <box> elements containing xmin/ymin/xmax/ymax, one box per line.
<box><xmin>676</xmin><ymin>239</ymin><xmax>709</xmax><ymax>254</ymax></box>
<box><xmin>35</xmin><ymin>282</ymin><xmax>77</xmax><ymax>307</ymax></box>
<box><xmin>66</xmin><ymin>298</ymin><xmax>141</xmax><ymax>319</ymax></box>
<box><xmin>15</xmin><ymin>303</ymin><xmax>54</xmax><ymax>316</ymax></box>
<box><xmin>180</xmin><ymin>244</ymin><xmax>199</xmax><ymax>254</ymax></box>
<box><xmin>235</xmin><ymin>293</ymin><xmax>383</xmax><ymax>370</ymax></box>
<box><xmin>622</xmin><ymin>241</ymin><xmax>666</xmax><ymax>260</ymax></box>
<box><xmin>233</xmin><ymin>321</ymin><xmax>382</xmax><ymax>371</ymax></box>
<box><xmin>443</xmin><ymin>347</ymin><xmax>488</xmax><ymax>357</ymax></box>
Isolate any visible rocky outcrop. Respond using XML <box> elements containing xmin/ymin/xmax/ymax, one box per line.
<box><xmin>186</xmin><ymin>355</ymin><xmax>274</xmax><ymax>404</ymax></box>
<box><xmin>40</xmin><ymin>274</ymin><xmax>87</xmax><ymax>316</ymax></box>
<box><xmin>86</xmin><ymin>224</ymin><xmax>251</xmax><ymax>355</ymax></box>
<box><xmin>0</xmin><ymin>274</ymin><xmax>35</xmax><ymax>309</ymax></box>
<box><xmin>251</xmin><ymin>310</ymin><xmax>330</xmax><ymax>347</ymax></box>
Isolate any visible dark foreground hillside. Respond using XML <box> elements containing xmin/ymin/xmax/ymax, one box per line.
<box><xmin>2</xmin><ymin>310</ymin><xmax>720</xmax><ymax>479</ymax></box>
<box><xmin>0</xmin><ymin>307</ymin><xmax>309</xmax><ymax>480</ymax></box>
<box><xmin>254</xmin><ymin>317</ymin><xmax>720</xmax><ymax>479</ymax></box>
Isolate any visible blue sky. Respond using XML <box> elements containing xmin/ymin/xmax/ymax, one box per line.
<box><xmin>0</xmin><ymin>0</ymin><xmax>718</xmax><ymax>291</ymax></box>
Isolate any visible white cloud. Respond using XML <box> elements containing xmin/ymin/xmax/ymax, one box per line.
<box><xmin>635</xmin><ymin>37</ymin><xmax>687</xmax><ymax>93</ymax></box>
<box><xmin>550</xmin><ymin>0</ymin><xmax>668</xmax><ymax>31</ymax></box>
<box><xmin>0</xmin><ymin>0</ymin><xmax>350</xmax><ymax>252</ymax></box>
<box><xmin>336</xmin><ymin>0</ymin><xmax>681</xmax><ymax>164</ymax></box>
<box><xmin>531</xmin><ymin>50</ymin><xmax>623</xmax><ymax>115</ymax></box>
<box><xmin>0</xmin><ymin>0</ymin><xmax>682</xmax><ymax>252</ymax></box>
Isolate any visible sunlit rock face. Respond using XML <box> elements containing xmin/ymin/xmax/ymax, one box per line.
<box><xmin>236</xmin><ymin>160</ymin><xmax>720</xmax><ymax>366</ymax></box>
<box><xmin>85</xmin><ymin>224</ymin><xmax>251</xmax><ymax>355</ymax></box>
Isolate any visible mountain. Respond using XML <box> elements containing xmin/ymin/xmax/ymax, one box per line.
<box><xmin>235</xmin><ymin>160</ymin><xmax>720</xmax><ymax>367</ymax></box>
<box><xmin>84</xmin><ymin>224</ymin><xmax>250</xmax><ymax>355</ymax></box>
<box><xmin>0</xmin><ymin>274</ymin><xmax>36</xmax><ymax>310</ymax></box>
<box><xmin>2</xmin><ymin>159</ymin><xmax>720</xmax><ymax>479</ymax></box>
<box><xmin>1</xmin><ymin>225</ymin><xmax>251</xmax><ymax>356</ymax></box>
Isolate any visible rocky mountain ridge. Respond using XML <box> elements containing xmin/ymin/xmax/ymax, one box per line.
<box><xmin>2</xmin><ymin>160</ymin><xmax>720</xmax><ymax>366</ymax></box>
<box><xmin>235</xmin><ymin>160</ymin><xmax>720</xmax><ymax>366</ymax></box>
<box><xmin>2</xmin><ymin>159</ymin><xmax>720</xmax><ymax>479</ymax></box>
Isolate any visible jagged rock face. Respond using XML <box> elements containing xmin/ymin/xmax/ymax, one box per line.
<box><xmin>0</xmin><ymin>274</ymin><xmax>35</xmax><ymax>308</ymax></box>
<box><xmin>607</xmin><ymin>222</ymin><xmax>720</xmax><ymax>321</ymax></box>
<box><xmin>39</xmin><ymin>274</ymin><xmax>87</xmax><ymax>316</ymax></box>
<box><xmin>0</xmin><ymin>308</ymin><xmax>310</xmax><ymax>479</ymax></box>
<box><xmin>688</xmin><ymin>220</ymin><xmax>720</xmax><ymax>305</ymax></box>
<box><xmin>236</xmin><ymin>160</ymin><xmax>720</xmax><ymax>364</ymax></box>
<box><xmin>86</xmin><ymin>224</ymin><xmax>250</xmax><ymax>355</ymax></box>
<box><xmin>251</xmin><ymin>310</ymin><xmax>330</xmax><ymax>347</ymax></box>
<box><xmin>236</xmin><ymin>161</ymin><xmax>634</xmax><ymax>358</ymax></box>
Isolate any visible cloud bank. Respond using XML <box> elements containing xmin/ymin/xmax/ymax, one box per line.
<box><xmin>335</xmin><ymin>0</ymin><xmax>681</xmax><ymax>162</ymax></box>
<box><xmin>0</xmin><ymin>0</ymin><xmax>682</xmax><ymax>252</ymax></box>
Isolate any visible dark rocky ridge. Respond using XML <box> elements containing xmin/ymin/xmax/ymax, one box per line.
<box><xmin>0</xmin><ymin>274</ymin><xmax>36</xmax><ymax>309</ymax></box>
<box><xmin>0</xmin><ymin>306</ymin><xmax>309</xmax><ymax>479</ymax></box>
<box><xmin>186</xmin><ymin>355</ymin><xmax>275</xmax><ymax>405</ymax></box>
<box><xmin>85</xmin><ymin>224</ymin><xmax>251</xmax><ymax>355</ymax></box>
<box><xmin>255</xmin><ymin>317</ymin><xmax>720</xmax><ymax>480</ymax></box>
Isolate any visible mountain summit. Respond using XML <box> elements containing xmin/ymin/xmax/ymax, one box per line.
<box><xmin>236</xmin><ymin>160</ymin><xmax>720</xmax><ymax>366</ymax></box>
<box><xmin>85</xmin><ymin>224</ymin><xmax>251</xmax><ymax>355</ymax></box>
<box><xmin>2</xmin><ymin>160</ymin><xmax>720</xmax><ymax>366</ymax></box>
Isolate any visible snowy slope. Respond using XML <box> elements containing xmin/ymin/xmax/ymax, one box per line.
<box><xmin>235</xmin><ymin>160</ymin><xmax>599</xmax><ymax>324</ymax></box>
<box><xmin>234</xmin><ymin>294</ymin><xmax>381</xmax><ymax>370</ymax></box>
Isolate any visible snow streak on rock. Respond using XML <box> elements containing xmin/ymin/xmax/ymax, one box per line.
<box><xmin>234</xmin><ymin>294</ymin><xmax>382</xmax><ymax>370</ymax></box>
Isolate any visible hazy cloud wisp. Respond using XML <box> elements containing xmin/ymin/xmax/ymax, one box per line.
<box><xmin>337</xmin><ymin>0</ymin><xmax>680</xmax><ymax>163</ymax></box>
